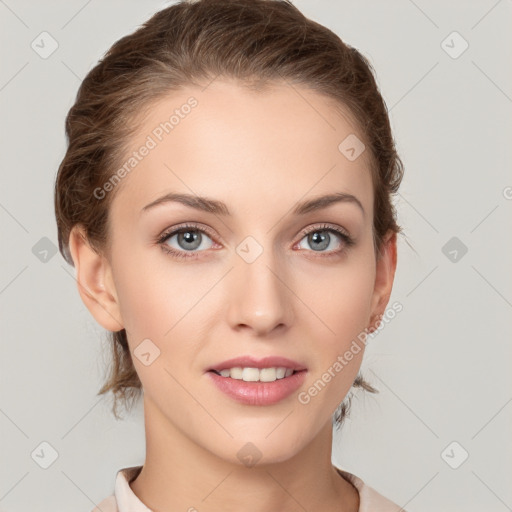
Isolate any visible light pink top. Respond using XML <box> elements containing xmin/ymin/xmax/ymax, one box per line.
<box><xmin>92</xmin><ymin>465</ymin><xmax>406</xmax><ymax>512</ymax></box>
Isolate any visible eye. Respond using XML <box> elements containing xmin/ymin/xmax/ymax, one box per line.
<box><xmin>295</xmin><ymin>223</ymin><xmax>355</xmax><ymax>256</ymax></box>
<box><xmin>157</xmin><ymin>223</ymin><xmax>216</xmax><ymax>260</ymax></box>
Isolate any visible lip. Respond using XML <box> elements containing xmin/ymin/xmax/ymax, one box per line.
<box><xmin>207</xmin><ymin>355</ymin><xmax>307</xmax><ymax>372</ymax></box>
<box><xmin>207</xmin><ymin>369</ymin><xmax>307</xmax><ymax>406</ymax></box>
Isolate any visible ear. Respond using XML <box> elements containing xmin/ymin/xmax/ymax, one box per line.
<box><xmin>68</xmin><ymin>225</ymin><xmax>124</xmax><ymax>332</ymax></box>
<box><xmin>368</xmin><ymin>230</ymin><xmax>398</xmax><ymax>333</ymax></box>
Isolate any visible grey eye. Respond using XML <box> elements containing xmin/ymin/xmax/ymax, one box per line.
<box><xmin>165</xmin><ymin>229</ymin><xmax>214</xmax><ymax>252</ymax></box>
<box><xmin>297</xmin><ymin>230</ymin><xmax>343</xmax><ymax>252</ymax></box>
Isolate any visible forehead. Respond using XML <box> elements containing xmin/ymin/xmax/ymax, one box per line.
<box><xmin>110</xmin><ymin>79</ymin><xmax>373</xmax><ymax>222</ymax></box>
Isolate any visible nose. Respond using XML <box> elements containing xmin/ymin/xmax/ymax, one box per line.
<box><xmin>226</xmin><ymin>244</ymin><xmax>294</xmax><ymax>336</ymax></box>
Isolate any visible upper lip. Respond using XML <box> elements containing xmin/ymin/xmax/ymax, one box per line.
<box><xmin>207</xmin><ymin>356</ymin><xmax>307</xmax><ymax>372</ymax></box>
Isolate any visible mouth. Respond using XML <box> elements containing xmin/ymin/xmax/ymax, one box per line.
<box><xmin>208</xmin><ymin>367</ymin><xmax>305</xmax><ymax>382</ymax></box>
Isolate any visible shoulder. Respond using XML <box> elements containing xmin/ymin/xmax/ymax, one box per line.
<box><xmin>334</xmin><ymin>466</ymin><xmax>406</xmax><ymax>512</ymax></box>
<box><xmin>91</xmin><ymin>494</ymin><xmax>118</xmax><ymax>512</ymax></box>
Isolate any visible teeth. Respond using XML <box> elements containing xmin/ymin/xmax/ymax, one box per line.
<box><xmin>214</xmin><ymin>367</ymin><xmax>296</xmax><ymax>382</ymax></box>
<box><xmin>276</xmin><ymin>367</ymin><xmax>287</xmax><ymax>379</ymax></box>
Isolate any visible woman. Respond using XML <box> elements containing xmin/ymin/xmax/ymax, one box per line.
<box><xmin>54</xmin><ymin>0</ymin><xmax>405</xmax><ymax>510</ymax></box>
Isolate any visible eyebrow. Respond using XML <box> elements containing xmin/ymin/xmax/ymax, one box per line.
<box><xmin>141</xmin><ymin>191</ymin><xmax>365</xmax><ymax>218</ymax></box>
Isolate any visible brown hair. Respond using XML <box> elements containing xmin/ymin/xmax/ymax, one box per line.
<box><xmin>54</xmin><ymin>0</ymin><xmax>404</xmax><ymax>426</ymax></box>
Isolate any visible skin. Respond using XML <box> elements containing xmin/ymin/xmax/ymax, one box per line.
<box><xmin>69</xmin><ymin>79</ymin><xmax>397</xmax><ymax>512</ymax></box>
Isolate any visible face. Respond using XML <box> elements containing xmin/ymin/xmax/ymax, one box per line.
<box><xmin>78</xmin><ymin>79</ymin><xmax>395</xmax><ymax>465</ymax></box>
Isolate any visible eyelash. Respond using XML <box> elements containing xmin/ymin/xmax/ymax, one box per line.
<box><xmin>156</xmin><ymin>222</ymin><xmax>355</xmax><ymax>260</ymax></box>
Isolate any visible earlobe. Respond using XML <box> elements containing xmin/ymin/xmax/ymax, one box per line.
<box><xmin>368</xmin><ymin>231</ymin><xmax>398</xmax><ymax>333</ymax></box>
<box><xmin>68</xmin><ymin>225</ymin><xmax>124</xmax><ymax>332</ymax></box>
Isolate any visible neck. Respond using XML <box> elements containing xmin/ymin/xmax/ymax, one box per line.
<box><xmin>129</xmin><ymin>395</ymin><xmax>359</xmax><ymax>512</ymax></box>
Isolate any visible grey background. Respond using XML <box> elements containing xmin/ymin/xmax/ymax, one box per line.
<box><xmin>1</xmin><ymin>0</ymin><xmax>511</xmax><ymax>510</ymax></box>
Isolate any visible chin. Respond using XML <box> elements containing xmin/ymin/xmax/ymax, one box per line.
<box><xmin>209</xmin><ymin>427</ymin><xmax>310</xmax><ymax>468</ymax></box>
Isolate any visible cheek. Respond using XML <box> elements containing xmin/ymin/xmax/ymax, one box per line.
<box><xmin>109</xmin><ymin>242</ymin><xmax>174</xmax><ymax>339</ymax></box>
<box><xmin>294</xmin><ymin>257</ymin><xmax>376</xmax><ymax>340</ymax></box>
<box><xmin>110</xmin><ymin>244</ymin><xmax>217</xmax><ymax>362</ymax></box>
<box><xmin>291</xmin><ymin>254</ymin><xmax>375</xmax><ymax>406</ymax></box>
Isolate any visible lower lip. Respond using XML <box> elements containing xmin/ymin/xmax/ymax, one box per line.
<box><xmin>207</xmin><ymin>370</ymin><xmax>307</xmax><ymax>406</ymax></box>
